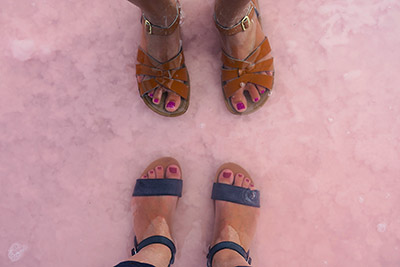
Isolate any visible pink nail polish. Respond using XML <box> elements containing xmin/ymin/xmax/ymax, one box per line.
<box><xmin>157</xmin><ymin>166</ymin><xmax>162</xmax><ymax>170</ymax></box>
<box><xmin>236</xmin><ymin>102</ymin><xmax>245</xmax><ymax>110</ymax></box>
<box><xmin>150</xmin><ymin>170</ymin><xmax>154</xmax><ymax>174</ymax></box>
<box><xmin>223</xmin><ymin>172</ymin><xmax>231</xmax><ymax>178</ymax></box>
<box><xmin>260</xmin><ymin>90</ymin><xmax>265</xmax><ymax>94</ymax></box>
<box><xmin>238</xmin><ymin>174</ymin><xmax>243</xmax><ymax>177</ymax></box>
<box><xmin>250</xmin><ymin>183</ymin><xmax>254</xmax><ymax>188</ymax></box>
<box><xmin>254</xmin><ymin>97</ymin><xmax>259</xmax><ymax>102</ymax></box>
<box><xmin>143</xmin><ymin>175</ymin><xmax>147</xmax><ymax>178</ymax></box>
<box><xmin>154</xmin><ymin>98</ymin><xmax>159</xmax><ymax>103</ymax></box>
<box><xmin>169</xmin><ymin>167</ymin><xmax>177</xmax><ymax>173</ymax></box>
<box><xmin>149</xmin><ymin>93</ymin><xmax>154</xmax><ymax>97</ymax></box>
<box><xmin>166</xmin><ymin>101</ymin><xmax>175</xmax><ymax>108</ymax></box>
<box><xmin>246</xmin><ymin>178</ymin><xmax>250</xmax><ymax>182</ymax></box>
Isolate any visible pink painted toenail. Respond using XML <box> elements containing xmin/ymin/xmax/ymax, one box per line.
<box><xmin>169</xmin><ymin>167</ymin><xmax>177</xmax><ymax>173</ymax></box>
<box><xmin>236</xmin><ymin>102</ymin><xmax>245</xmax><ymax>110</ymax></box>
<box><xmin>143</xmin><ymin>175</ymin><xmax>147</xmax><ymax>178</ymax></box>
<box><xmin>149</xmin><ymin>93</ymin><xmax>154</xmax><ymax>97</ymax></box>
<box><xmin>166</xmin><ymin>101</ymin><xmax>175</xmax><ymax>108</ymax></box>
<box><xmin>154</xmin><ymin>98</ymin><xmax>159</xmax><ymax>103</ymax></box>
<box><xmin>246</xmin><ymin>178</ymin><xmax>250</xmax><ymax>182</ymax></box>
<box><xmin>157</xmin><ymin>166</ymin><xmax>162</xmax><ymax>170</ymax></box>
<box><xmin>238</xmin><ymin>174</ymin><xmax>243</xmax><ymax>177</ymax></box>
<box><xmin>150</xmin><ymin>170</ymin><xmax>154</xmax><ymax>174</ymax></box>
<box><xmin>250</xmin><ymin>183</ymin><xmax>254</xmax><ymax>187</ymax></box>
<box><xmin>260</xmin><ymin>90</ymin><xmax>265</xmax><ymax>94</ymax></box>
<box><xmin>223</xmin><ymin>172</ymin><xmax>231</xmax><ymax>178</ymax></box>
<box><xmin>254</xmin><ymin>97</ymin><xmax>259</xmax><ymax>102</ymax></box>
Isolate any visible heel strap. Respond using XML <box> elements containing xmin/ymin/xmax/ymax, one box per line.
<box><xmin>214</xmin><ymin>1</ymin><xmax>259</xmax><ymax>36</ymax></box>
<box><xmin>207</xmin><ymin>241</ymin><xmax>252</xmax><ymax>267</ymax></box>
<box><xmin>132</xmin><ymin>235</ymin><xmax>176</xmax><ymax>266</ymax></box>
<box><xmin>141</xmin><ymin>4</ymin><xmax>180</xmax><ymax>36</ymax></box>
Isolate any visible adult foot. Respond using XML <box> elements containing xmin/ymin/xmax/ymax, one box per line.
<box><xmin>215</xmin><ymin>0</ymin><xmax>273</xmax><ymax>113</ymax></box>
<box><xmin>125</xmin><ymin>158</ymin><xmax>182</xmax><ymax>267</ymax></box>
<box><xmin>137</xmin><ymin>0</ymin><xmax>183</xmax><ymax>112</ymax></box>
<box><xmin>211</xmin><ymin>165</ymin><xmax>260</xmax><ymax>267</ymax></box>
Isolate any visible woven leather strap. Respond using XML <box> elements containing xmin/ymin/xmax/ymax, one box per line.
<box><xmin>214</xmin><ymin>1</ymin><xmax>257</xmax><ymax>36</ymax></box>
<box><xmin>136</xmin><ymin>47</ymin><xmax>189</xmax><ymax>99</ymax></box>
<box><xmin>221</xmin><ymin>37</ymin><xmax>274</xmax><ymax>98</ymax></box>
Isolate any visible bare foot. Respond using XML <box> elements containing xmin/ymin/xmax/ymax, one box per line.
<box><xmin>211</xmin><ymin>166</ymin><xmax>260</xmax><ymax>267</ymax></box>
<box><xmin>123</xmin><ymin>158</ymin><xmax>182</xmax><ymax>267</ymax></box>
<box><xmin>136</xmin><ymin>0</ymin><xmax>183</xmax><ymax>112</ymax></box>
<box><xmin>215</xmin><ymin>1</ymin><xmax>273</xmax><ymax>113</ymax></box>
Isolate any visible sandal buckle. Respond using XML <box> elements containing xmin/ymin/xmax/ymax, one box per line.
<box><xmin>144</xmin><ymin>19</ymin><xmax>152</xmax><ymax>35</ymax></box>
<box><xmin>241</xmin><ymin>15</ymin><xmax>250</xmax><ymax>31</ymax></box>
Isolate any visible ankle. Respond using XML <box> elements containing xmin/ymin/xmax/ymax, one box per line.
<box><xmin>129</xmin><ymin>243</ymin><xmax>172</xmax><ymax>267</ymax></box>
<box><xmin>142</xmin><ymin>0</ymin><xmax>178</xmax><ymax>27</ymax></box>
<box><xmin>215</xmin><ymin>1</ymin><xmax>251</xmax><ymax>27</ymax></box>
<box><xmin>212</xmin><ymin>249</ymin><xmax>250</xmax><ymax>267</ymax></box>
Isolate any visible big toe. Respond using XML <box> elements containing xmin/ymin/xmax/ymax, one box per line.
<box><xmin>165</xmin><ymin>92</ymin><xmax>181</xmax><ymax>112</ymax></box>
<box><xmin>230</xmin><ymin>89</ymin><xmax>247</xmax><ymax>113</ymax></box>
<box><xmin>218</xmin><ymin>169</ymin><xmax>234</xmax><ymax>184</ymax></box>
<box><xmin>165</xmin><ymin>164</ymin><xmax>181</xmax><ymax>179</ymax></box>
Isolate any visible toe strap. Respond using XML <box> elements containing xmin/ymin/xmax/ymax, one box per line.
<box><xmin>132</xmin><ymin>235</ymin><xmax>176</xmax><ymax>266</ymax></box>
<box><xmin>221</xmin><ymin>37</ymin><xmax>274</xmax><ymax>98</ymax></box>
<box><xmin>133</xmin><ymin>178</ymin><xmax>183</xmax><ymax>197</ymax></box>
<box><xmin>211</xmin><ymin>183</ymin><xmax>260</xmax><ymax>207</ymax></box>
<box><xmin>207</xmin><ymin>241</ymin><xmax>252</xmax><ymax>267</ymax></box>
<box><xmin>136</xmin><ymin>47</ymin><xmax>190</xmax><ymax>99</ymax></box>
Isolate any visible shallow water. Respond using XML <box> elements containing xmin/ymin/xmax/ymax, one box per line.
<box><xmin>1</xmin><ymin>0</ymin><xmax>400</xmax><ymax>266</ymax></box>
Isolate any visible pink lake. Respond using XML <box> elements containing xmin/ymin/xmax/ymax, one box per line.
<box><xmin>1</xmin><ymin>0</ymin><xmax>400</xmax><ymax>266</ymax></box>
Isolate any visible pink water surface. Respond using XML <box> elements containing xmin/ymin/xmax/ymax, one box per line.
<box><xmin>1</xmin><ymin>0</ymin><xmax>400</xmax><ymax>266</ymax></box>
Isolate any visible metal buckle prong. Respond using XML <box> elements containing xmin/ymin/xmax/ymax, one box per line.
<box><xmin>241</xmin><ymin>15</ymin><xmax>250</xmax><ymax>31</ymax></box>
<box><xmin>145</xmin><ymin>19</ymin><xmax>152</xmax><ymax>35</ymax></box>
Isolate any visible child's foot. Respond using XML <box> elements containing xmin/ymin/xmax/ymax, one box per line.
<box><xmin>215</xmin><ymin>1</ymin><xmax>273</xmax><ymax>113</ymax></box>
<box><xmin>125</xmin><ymin>158</ymin><xmax>182</xmax><ymax>267</ymax></box>
<box><xmin>211</xmin><ymin>167</ymin><xmax>260</xmax><ymax>267</ymax></box>
<box><xmin>137</xmin><ymin>0</ymin><xmax>183</xmax><ymax>112</ymax></box>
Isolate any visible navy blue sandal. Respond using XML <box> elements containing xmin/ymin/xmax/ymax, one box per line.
<box><xmin>207</xmin><ymin>162</ymin><xmax>260</xmax><ymax>267</ymax></box>
<box><xmin>130</xmin><ymin>157</ymin><xmax>183</xmax><ymax>267</ymax></box>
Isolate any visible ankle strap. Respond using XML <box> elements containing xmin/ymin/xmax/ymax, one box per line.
<box><xmin>141</xmin><ymin>4</ymin><xmax>180</xmax><ymax>36</ymax></box>
<box><xmin>214</xmin><ymin>1</ymin><xmax>258</xmax><ymax>36</ymax></box>
<box><xmin>207</xmin><ymin>241</ymin><xmax>252</xmax><ymax>267</ymax></box>
<box><xmin>132</xmin><ymin>235</ymin><xmax>176</xmax><ymax>266</ymax></box>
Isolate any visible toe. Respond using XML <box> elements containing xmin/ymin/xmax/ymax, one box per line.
<box><xmin>166</xmin><ymin>164</ymin><xmax>181</xmax><ymax>179</ymax></box>
<box><xmin>230</xmin><ymin>87</ymin><xmax>247</xmax><ymax>113</ymax></box>
<box><xmin>256</xmin><ymin>84</ymin><xmax>267</xmax><ymax>95</ymax></box>
<box><xmin>148</xmin><ymin>169</ymin><xmax>156</xmax><ymax>179</ymax></box>
<box><xmin>165</xmin><ymin>91</ymin><xmax>181</xmax><ymax>112</ymax></box>
<box><xmin>147</xmin><ymin>89</ymin><xmax>155</xmax><ymax>99</ymax></box>
<box><xmin>153</xmin><ymin>87</ymin><xmax>163</xmax><ymax>105</ymax></box>
<box><xmin>155</xmin><ymin>165</ymin><xmax>164</xmax><ymax>178</ymax></box>
<box><xmin>246</xmin><ymin>83</ymin><xmax>260</xmax><ymax>103</ymax></box>
<box><xmin>141</xmin><ymin>174</ymin><xmax>148</xmax><ymax>179</ymax></box>
<box><xmin>234</xmin><ymin>173</ymin><xmax>244</xmax><ymax>186</ymax></box>
<box><xmin>242</xmin><ymin>177</ymin><xmax>251</xmax><ymax>188</ymax></box>
<box><xmin>218</xmin><ymin>169</ymin><xmax>234</xmax><ymax>185</ymax></box>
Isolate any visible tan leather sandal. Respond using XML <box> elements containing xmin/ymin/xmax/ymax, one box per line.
<box><xmin>215</xmin><ymin>0</ymin><xmax>274</xmax><ymax>115</ymax></box>
<box><xmin>136</xmin><ymin>4</ymin><xmax>190</xmax><ymax>117</ymax></box>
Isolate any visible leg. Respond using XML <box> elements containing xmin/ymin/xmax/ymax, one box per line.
<box><xmin>114</xmin><ymin>158</ymin><xmax>182</xmax><ymax>267</ymax></box>
<box><xmin>210</xmin><ymin>164</ymin><xmax>260</xmax><ymax>267</ymax></box>
<box><xmin>214</xmin><ymin>0</ymin><xmax>274</xmax><ymax>114</ymax></box>
<box><xmin>128</xmin><ymin>0</ymin><xmax>185</xmax><ymax>113</ymax></box>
